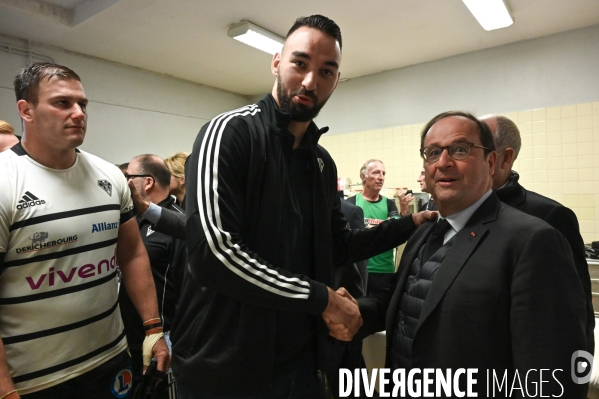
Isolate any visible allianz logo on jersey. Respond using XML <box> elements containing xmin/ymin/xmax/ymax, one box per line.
<box><xmin>16</xmin><ymin>191</ymin><xmax>46</xmax><ymax>210</ymax></box>
<box><xmin>16</xmin><ymin>232</ymin><xmax>78</xmax><ymax>254</ymax></box>
<box><xmin>92</xmin><ymin>221</ymin><xmax>119</xmax><ymax>233</ymax></box>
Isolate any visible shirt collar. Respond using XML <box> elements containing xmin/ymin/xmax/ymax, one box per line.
<box><xmin>440</xmin><ymin>189</ymin><xmax>493</xmax><ymax>240</ymax></box>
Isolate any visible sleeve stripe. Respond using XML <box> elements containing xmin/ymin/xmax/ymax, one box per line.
<box><xmin>195</xmin><ymin>105</ymin><xmax>311</xmax><ymax>299</ymax></box>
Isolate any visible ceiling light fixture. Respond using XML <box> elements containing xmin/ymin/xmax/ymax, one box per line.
<box><xmin>227</xmin><ymin>21</ymin><xmax>284</xmax><ymax>55</ymax></box>
<box><xmin>461</xmin><ymin>0</ymin><xmax>514</xmax><ymax>31</ymax></box>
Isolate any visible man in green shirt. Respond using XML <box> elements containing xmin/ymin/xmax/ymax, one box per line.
<box><xmin>347</xmin><ymin>159</ymin><xmax>399</xmax><ymax>293</ymax></box>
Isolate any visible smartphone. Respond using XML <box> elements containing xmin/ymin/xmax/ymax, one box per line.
<box><xmin>406</xmin><ymin>190</ymin><xmax>413</xmax><ymax>195</ymax></box>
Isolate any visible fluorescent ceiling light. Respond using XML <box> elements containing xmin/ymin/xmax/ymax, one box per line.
<box><xmin>227</xmin><ymin>21</ymin><xmax>284</xmax><ymax>55</ymax></box>
<box><xmin>461</xmin><ymin>0</ymin><xmax>514</xmax><ymax>31</ymax></box>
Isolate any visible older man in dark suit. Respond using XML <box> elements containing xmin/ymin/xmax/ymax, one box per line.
<box><xmin>480</xmin><ymin>114</ymin><xmax>594</xmax><ymax>357</ymax></box>
<box><xmin>334</xmin><ymin>111</ymin><xmax>587</xmax><ymax>398</ymax></box>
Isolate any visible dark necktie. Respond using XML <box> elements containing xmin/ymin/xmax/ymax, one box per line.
<box><xmin>422</xmin><ymin>218</ymin><xmax>452</xmax><ymax>262</ymax></box>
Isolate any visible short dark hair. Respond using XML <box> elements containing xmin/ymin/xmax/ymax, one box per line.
<box><xmin>134</xmin><ymin>154</ymin><xmax>172</xmax><ymax>188</ymax></box>
<box><xmin>420</xmin><ymin>111</ymin><xmax>495</xmax><ymax>157</ymax></box>
<box><xmin>286</xmin><ymin>15</ymin><xmax>342</xmax><ymax>50</ymax></box>
<box><xmin>14</xmin><ymin>63</ymin><xmax>81</xmax><ymax>105</ymax></box>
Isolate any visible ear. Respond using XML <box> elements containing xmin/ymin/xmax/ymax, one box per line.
<box><xmin>500</xmin><ymin>148</ymin><xmax>516</xmax><ymax>170</ymax></box>
<box><xmin>180</xmin><ymin>175</ymin><xmax>185</xmax><ymax>185</ymax></box>
<box><xmin>487</xmin><ymin>151</ymin><xmax>497</xmax><ymax>176</ymax></box>
<box><xmin>143</xmin><ymin>176</ymin><xmax>155</xmax><ymax>192</ymax></box>
<box><xmin>332</xmin><ymin>71</ymin><xmax>341</xmax><ymax>92</ymax></box>
<box><xmin>17</xmin><ymin>100</ymin><xmax>34</xmax><ymax>123</ymax></box>
<box><xmin>271</xmin><ymin>52</ymin><xmax>281</xmax><ymax>77</ymax></box>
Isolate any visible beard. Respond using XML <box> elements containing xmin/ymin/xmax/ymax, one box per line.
<box><xmin>276</xmin><ymin>71</ymin><xmax>327</xmax><ymax>122</ymax></box>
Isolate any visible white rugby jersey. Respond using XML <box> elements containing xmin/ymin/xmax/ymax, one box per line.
<box><xmin>0</xmin><ymin>144</ymin><xmax>134</xmax><ymax>394</ymax></box>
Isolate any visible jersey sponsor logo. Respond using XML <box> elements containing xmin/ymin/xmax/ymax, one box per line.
<box><xmin>16</xmin><ymin>233</ymin><xmax>78</xmax><ymax>254</ymax></box>
<box><xmin>25</xmin><ymin>253</ymin><xmax>116</xmax><ymax>290</ymax></box>
<box><xmin>16</xmin><ymin>191</ymin><xmax>46</xmax><ymax>210</ymax></box>
<box><xmin>364</xmin><ymin>218</ymin><xmax>384</xmax><ymax>228</ymax></box>
<box><xmin>92</xmin><ymin>221</ymin><xmax>119</xmax><ymax>233</ymax></box>
<box><xmin>146</xmin><ymin>226</ymin><xmax>155</xmax><ymax>236</ymax></box>
<box><xmin>111</xmin><ymin>366</ymin><xmax>133</xmax><ymax>398</ymax></box>
<box><xmin>98</xmin><ymin>179</ymin><xmax>112</xmax><ymax>197</ymax></box>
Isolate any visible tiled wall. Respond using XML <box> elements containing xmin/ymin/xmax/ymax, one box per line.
<box><xmin>319</xmin><ymin>101</ymin><xmax>599</xmax><ymax>243</ymax></box>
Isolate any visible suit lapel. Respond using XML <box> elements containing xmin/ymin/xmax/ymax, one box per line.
<box><xmin>414</xmin><ymin>194</ymin><xmax>501</xmax><ymax>334</ymax></box>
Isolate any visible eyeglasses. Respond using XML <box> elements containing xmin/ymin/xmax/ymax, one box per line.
<box><xmin>124</xmin><ymin>174</ymin><xmax>154</xmax><ymax>180</ymax></box>
<box><xmin>420</xmin><ymin>142</ymin><xmax>490</xmax><ymax>163</ymax></box>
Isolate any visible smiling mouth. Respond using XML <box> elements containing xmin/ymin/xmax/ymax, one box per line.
<box><xmin>437</xmin><ymin>177</ymin><xmax>458</xmax><ymax>184</ymax></box>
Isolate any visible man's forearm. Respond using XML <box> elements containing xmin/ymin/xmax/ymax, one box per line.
<box><xmin>119</xmin><ymin>252</ymin><xmax>160</xmax><ymax>322</ymax></box>
<box><xmin>0</xmin><ymin>338</ymin><xmax>18</xmax><ymax>398</ymax></box>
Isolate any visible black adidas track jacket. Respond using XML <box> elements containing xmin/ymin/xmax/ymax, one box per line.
<box><xmin>171</xmin><ymin>94</ymin><xmax>416</xmax><ymax>396</ymax></box>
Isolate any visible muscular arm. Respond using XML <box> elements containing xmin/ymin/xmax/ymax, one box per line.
<box><xmin>116</xmin><ymin>218</ymin><xmax>170</xmax><ymax>371</ymax></box>
<box><xmin>0</xmin><ymin>254</ymin><xmax>17</xmax><ymax>397</ymax></box>
<box><xmin>0</xmin><ymin>338</ymin><xmax>16</xmax><ymax>398</ymax></box>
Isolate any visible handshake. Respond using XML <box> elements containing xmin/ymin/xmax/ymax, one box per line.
<box><xmin>322</xmin><ymin>287</ymin><xmax>362</xmax><ymax>341</ymax></box>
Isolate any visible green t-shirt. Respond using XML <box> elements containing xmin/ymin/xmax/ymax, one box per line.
<box><xmin>350</xmin><ymin>193</ymin><xmax>400</xmax><ymax>274</ymax></box>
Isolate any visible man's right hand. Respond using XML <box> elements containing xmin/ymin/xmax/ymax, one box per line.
<box><xmin>127</xmin><ymin>179</ymin><xmax>150</xmax><ymax>215</ymax></box>
<box><xmin>412</xmin><ymin>210</ymin><xmax>438</xmax><ymax>227</ymax></box>
<box><xmin>322</xmin><ymin>287</ymin><xmax>362</xmax><ymax>341</ymax></box>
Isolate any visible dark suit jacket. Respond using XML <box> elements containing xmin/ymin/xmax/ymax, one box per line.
<box><xmin>496</xmin><ymin>171</ymin><xmax>594</xmax><ymax>355</ymax></box>
<box><xmin>359</xmin><ymin>193</ymin><xmax>587</xmax><ymax>398</ymax></box>
<box><xmin>334</xmin><ymin>199</ymin><xmax>368</xmax><ymax>294</ymax></box>
<box><xmin>325</xmin><ymin>199</ymin><xmax>367</xmax><ymax>398</ymax></box>
<box><xmin>154</xmin><ymin>205</ymin><xmax>186</xmax><ymax>240</ymax></box>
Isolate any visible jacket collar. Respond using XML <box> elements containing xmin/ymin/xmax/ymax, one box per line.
<box><xmin>495</xmin><ymin>170</ymin><xmax>526</xmax><ymax>207</ymax></box>
<box><xmin>386</xmin><ymin>193</ymin><xmax>503</xmax><ymax>339</ymax></box>
<box><xmin>258</xmin><ymin>94</ymin><xmax>330</xmax><ymax>150</ymax></box>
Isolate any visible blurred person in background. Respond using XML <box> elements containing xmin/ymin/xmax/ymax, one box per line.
<box><xmin>348</xmin><ymin>159</ymin><xmax>400</xmax><ymax>294</ymax></box>
<box><xmin>164</xmin><ymin>151</ymin><xmax>188</xmax><ymax>208</ymax></box>
<box><xmin>0</xmin><ymin>120</ymin><xmax>18</xmax><ymax>152</ymax></box>
<box><xmin>481</xmin><ymin>113</ymin><xmax>593</xmax><ymax>356</ymax></box>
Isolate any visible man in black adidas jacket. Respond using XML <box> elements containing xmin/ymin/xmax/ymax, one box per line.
<box><xmin>171</xmin><ymin>15</ymin><xmax>433</xmax><ymax>398</ymax></box>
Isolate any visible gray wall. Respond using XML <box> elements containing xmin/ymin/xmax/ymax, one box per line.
<box><xmin>317</xmin><ymin>24</ymin><xmax>599</xmax><ymax>134</ymax></box>
<box><xmin>0</xmin><ymin>34</ymin><xmax>248</xmax><ymax>163</ymax></box>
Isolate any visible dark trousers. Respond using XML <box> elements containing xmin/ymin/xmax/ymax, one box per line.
<box><xmin>22</xmin><ymin>350</ymin><xmax>133</xmax><ymax>399</ymax></box>
<box><xmin>177</xmin><ymin>363</ymin><xmax>326</xmax><ymax>399</ymax></box>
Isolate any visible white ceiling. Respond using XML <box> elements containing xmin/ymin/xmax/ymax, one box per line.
<box><xmin>1</xmin><ymin>0</ymin><xmax>598</xmax><ymax>97</ymax></box>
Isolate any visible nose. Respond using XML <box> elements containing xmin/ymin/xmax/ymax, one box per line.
<box><xmin>302</xmin><ymin>71</ymin><xmax>316</xmax><ymax>92</ymax></box>
<box><xmin>435</xmin><ymin>147</ymin><xmax>454</xmax><ymax>168</ymax></box>
<box><xmin>72</xmin><ymin>104</ymin><xmax>85</xmax><ymax>120</ymax></box>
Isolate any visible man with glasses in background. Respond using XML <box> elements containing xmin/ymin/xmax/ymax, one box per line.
<box><xmin>332</xmin><ymin>111</ymin><xmax>587</xmax><ymax>397</ymax></box>
<box><xmin>121</xmin><ymin>155</ymin><xmax>185</xmax><ymax>398</ymax></box>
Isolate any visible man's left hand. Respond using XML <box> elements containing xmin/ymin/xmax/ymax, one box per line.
<box><xmin>144</xmin><ymin>338</ymin><xmax>171</xmax><ymax>373</ymax></box>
